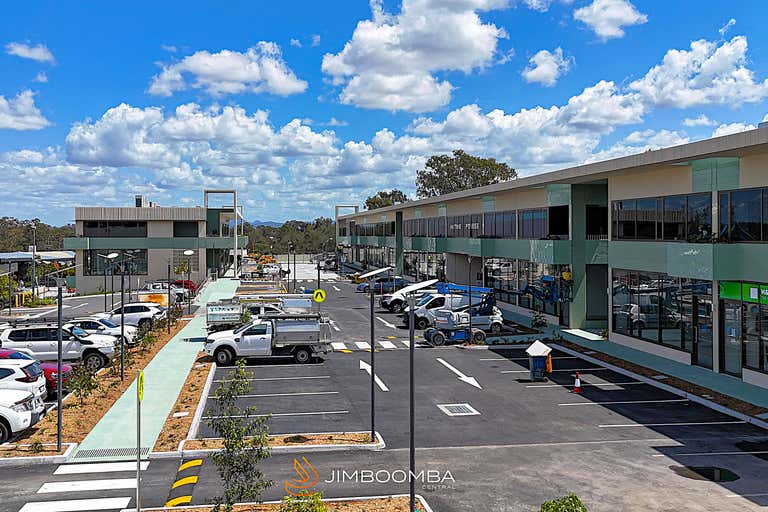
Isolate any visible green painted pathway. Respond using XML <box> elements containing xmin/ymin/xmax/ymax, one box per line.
<box><xmin>69</xmin><ymin>278</ymin><xmax>239</xmax><ymax>461</ymax></box>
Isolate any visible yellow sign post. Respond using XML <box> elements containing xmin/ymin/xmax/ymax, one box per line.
<box><xmin>136</xmin><ymin>369</ymin><xmax>144</xmax><ymax>511</ymax></box>
<box><xmin>313</xmin><ymin>289</ymin><xmax>326</xmax><ymax>303</ymax></box>
<box><xmin>137</xmin><ymin>370</ymin><xmax>144</xmax><ymax>402</ymax></box>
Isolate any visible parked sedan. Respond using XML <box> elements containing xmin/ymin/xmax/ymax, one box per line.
<box><xmin>0</xmin><ymin>350</ymin><xmax>72</xmax><ymax>398</ymax></box>
<box><xmin>0</xmin><ymin>389</ymin><xmax>40</xmax><ymax>443</ymax></box>
<box><xmin>356</xmin><ymin>276</ymin><xmax>406</xmax><ymax>294</ymax></box>
<box><xmin>172</xmin><ymin>279</ymin><xmax>198</xmax><ymax>295</ymax></box>
<box><xmin>0</xmin><ymin>360</ymin><xmax>46</xmax><ymax>415</ymax></box>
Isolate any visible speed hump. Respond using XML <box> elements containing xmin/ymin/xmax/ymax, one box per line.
<box><xmin>313</xmin><ymin>289</ymin><xmax>327</xmax><ymax>303</ymax></box>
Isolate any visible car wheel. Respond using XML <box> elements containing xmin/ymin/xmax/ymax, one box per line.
<box><xmin>0</xmin><ymin>419</ymin><xmax>10</xmax><ymax>444</ymax></box>
<box><xmin>415</xmin><ymin>317</ymin><xmax>429</xmax><ymax>330</ymax></box>
<box><xmin>490</xmin><ymin>323</ymin><xmax>502</xmax><ymax>334</ymax></box>
<box><xmin>472</xmin><ymin>330</ymin><xmax>487</xmax><ymax>344</ymax></box>
<box><xmin>83</xmin><ymin>351</ymin><xmax>108</xmax><ymax>371</ymax></box>
<box><xmin>430</xmin><ymin>332</ymin><xmax>446</xmax><ymax>346</ymax></box>
<box><xmin>393</xmin><ymin>301</ymin><xmax>405</xmax><ymax>313</ymax></box>
<box><xmin>294</xmin><ymin>347</ymin><xmax>311</xmax><ymax>364</ymax></box>
<box><xmin>215</xmin><ymin>348</ymin><xmax>234</xmax><ymax>366</ymax></box>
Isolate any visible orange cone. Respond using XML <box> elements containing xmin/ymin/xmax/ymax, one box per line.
<box><xmin>573</xmin><ymin>371</ymin><xmax>582</xmax><ymax>394</ymax></box>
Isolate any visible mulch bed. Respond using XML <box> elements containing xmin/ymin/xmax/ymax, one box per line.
<box><xmin>184</xmin><ymin>433</ymin><xmax>374</xmax><ymax>451</ymax></box>
<box><xmin>159</xmin><ymin>496</ymin><xmax>426</xmax><ymax>511</ymax></box>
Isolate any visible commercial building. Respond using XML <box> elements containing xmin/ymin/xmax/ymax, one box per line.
<box><xmin>64</xmin><ymin>190</ymin><xmax>247</xmax><ymax>294</ymax></box>
<box><xmin>336</xmin><ymin>127</ymin><xmax>768</xmax><ymax>391</ymax></box>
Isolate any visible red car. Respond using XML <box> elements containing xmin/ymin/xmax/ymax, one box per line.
<box><xmin>172</xmin><ymin>279</ymin><xmax>198</xmax><ymax>294</ymax></box>
<box><xmin>0</xmin><ymin>349</ymin><xmax>72</xmax><ymax>398</ymax></box>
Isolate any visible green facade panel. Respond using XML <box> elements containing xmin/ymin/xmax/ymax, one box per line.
<box><xmin>64</xmin><ymin>237</ymin><xmax>247</xmax><ymax>250</ymax></box>
<box><xmin>714</xmin><ymin>244</ymin><xmax>768</xmax><ymax>282</ymax></box>
<box><xmin>337</xmin><ymin>236</ymin><xmax>351</xmax><ymax>246</ymax></box>
<box><xmin>546</xmin><ymin>184</ymin><xmax>571</xmax><ymax>206</ymax></box>
<box><xmin>608</xmin><ymin>241</ymin><xmax>714</xmax><ymax>279</ymax></box>
<box><xmin>584</xmin><ymin>240</ymin><xmax>608</xmax><ymax>264</ymax></box>
<box><xmin>691</xmin><ymin>157</ymin><xmax>739</xmax><ymax>192</ymax></box>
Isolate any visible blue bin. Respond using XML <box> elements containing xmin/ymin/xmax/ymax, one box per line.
<box><xmin>529</xmin><ymin>355</ymin><xmax>548</xmax><ymax>382</ymax></box>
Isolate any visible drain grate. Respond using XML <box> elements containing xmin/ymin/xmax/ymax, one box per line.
<box><xmin>73</xmin><ymin>447</ymin><xmax>150</xmax><ymax>460</ymax></box>
<box><xmin>437</xmin><ymin>403</ymin><xmax>481</xmax><ymax>417</ymax></box>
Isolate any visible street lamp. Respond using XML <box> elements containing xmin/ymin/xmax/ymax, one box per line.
<box><xmin>184</xmin><ymin>249</ymin><xmax>194</xmax><ymax>315</ymax></box>
<box><xmin>30</xmin><ymin>224</ymin><xmax>37</xmax><ymax>300</ymax></box>
<box><xmin>398</xmin><ymin>279</ymin><xmax>439</xmax><ymax>512</ymax></box>
<box><xmin>358</xmin><ymin>266</ymin><xmax>393</xmax><ymax>443</ymax></box>
<box><xmin>97</xmin><ymin>253</ymin><xmax>118</xmax><ymax>312</ymax></box>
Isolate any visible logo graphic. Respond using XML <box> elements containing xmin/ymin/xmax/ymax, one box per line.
<box><xmin>285</xmin><ymin>456</ymin><xmax>319</xmax><ymax>496</ymax></box>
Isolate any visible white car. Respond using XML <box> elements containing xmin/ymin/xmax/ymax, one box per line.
<box><xmin>94</xmin><ymin>302</ymin><xmax>165</xmax><ymax>331</ymax></box>
<box><xmin>0</xmin><ymin>325</ymin><xmax>117</xmax><ymax>371</ymax></box>
<box><xmin>0</xmin><ymin>360</ymin><xmax>46</xmax><ymax>415</ymax></box>
<box><xmin>68</xmin><ymin>317</ymin><xmax>138</xmax><ymax>347</ymax></box>
<box><xmin>0</xmin><ymin>389</ymin><xmax>40</xmax><ymax>443</ymax></box>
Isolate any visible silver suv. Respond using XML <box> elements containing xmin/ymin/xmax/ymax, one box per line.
<box><xmin>0</xmin><ymin>324</ymin><xmax>117</xmax><ymax>370</ymax></box>
<box><xmin>94</xmin><ymin>302</ymin><xmax>166</xmax><ymax>331</ymax></box>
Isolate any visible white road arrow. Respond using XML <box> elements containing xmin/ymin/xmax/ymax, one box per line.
<box><xmin>332</xmin><ymin>285</ymin><xmax>341</xmax><ymax>291</ymax></box>
<box><xmin>436</xmin><ymin>358</ymin><xmax>482</xmax><ymax>389</ymax></box>
<box><xmin>376</xmin><ymin>316</ymin><xmax>396</xmax><ymax>329</ymax></box>
<box><xmin>359</xmin><ymin>360</ymin><xmax>389</xmax><ymax>392</ymax></box>
<box><xmin>329</xmin><ymin>320</ymin><xmax>341</xmax><ymax>332</ymax></box>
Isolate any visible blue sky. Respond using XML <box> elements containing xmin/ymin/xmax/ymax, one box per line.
<box><xmin>2</xmin><ymin>0</ymin><xmax>768</xmax><ymax>224</ymax></box>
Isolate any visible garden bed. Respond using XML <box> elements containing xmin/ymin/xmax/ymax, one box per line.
<box><xmin>147</xmin><ymin>495</ymin><xmax>430</xmax><ymax>512</ymax></box>
<box><xmin>0</xmin><ymin>319</ymin><xmax>189</xmax><ymax>458</ymax></box>
<box><xmin>184</xmin><ymin>432</ymin><xmax>373</xmax><ymax>451</ymax></box>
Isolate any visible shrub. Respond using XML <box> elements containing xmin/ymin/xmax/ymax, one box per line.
<box><xmin>540</xmin><ymin>493</ymin><xmax>588</xmax><ymax>512</ymax></box>
<box><xmin>29</xmin><ymin>440</ymin><xmax>44</xmax><ymax>453</ymax></box>
<box><xmin>239</xmin><ymin>309</ymin><xmax>252</xmax><ymax>326</ymax></box>
<box><xmin>281</xmin><ymin>493</ymin><xmax>328</xmax><ymax>512</ymax></box>
<box><xmin>68</xmin><ymin>366</ymin><xmax>100</xmax><ymax>406</ymax></box>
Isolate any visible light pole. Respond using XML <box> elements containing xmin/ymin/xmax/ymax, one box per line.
<box><xmin>102</xmin><ymin>254</ymin><xmax>121</xmax><ymax>378</ymax></box>
<box><xmin>468</xmin><ymin>255</ymin><xmax>473</xmax><ymax>339</ymax></box>
<box><xmin>55</xmin><ymin>278</ymin><xmax>64</xmax><ymax>452</ymax></box>
<box><xmin>97</xmin><ymin>253</ymin><xmax>115</xmax><ymax>312</ymax></box>
<box><xmin>184</xmin><ymin>249</ymin><xmax>194</xmax><ymax>315</ymax></box>
<box><xmin>30</xmin><ymin>224</ymin><xmax>37</xmax><ymax>300</ymax></box>
<box><xmin>167</xmin><ymin>262</ymin><xmax>171</xmax><ymax>334</ymax></box>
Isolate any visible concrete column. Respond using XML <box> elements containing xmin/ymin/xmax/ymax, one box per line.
<box><xmin>395</xmin><ymin>211</ymin><xmax>404</xmax><ymax>275</ymax></box>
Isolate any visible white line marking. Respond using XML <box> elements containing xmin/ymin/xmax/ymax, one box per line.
<box><xmin>331</xmin><ymin>342</ymin><xmax>347</xmax><ymax>351</ymax></box>
<box><xmin>726</xmin><ymin>493</ymin><xmax>768</xmax><ymax>498</ymax></box>
<box><xmin>378</xmin><ymin>340</ymin><xmax>396</xmax><ymax>349</ymax></box>
<box><xmin>214</xmin><ymin>375</ymin><xmax>330</xmax><ymax>383</ymax></box>
<box><xmin>652</xmin><ymin>450</ymin><xmax>768</xmax><ymax>457</ymax></box>
<box><xmin>216</xmin><ymin>391</ymin><xmax>340</xmax><ymax>399</ymax></box>
<box><xmin>329</xmin><ymin>320</ymin><xmax>341</xmax><ymax>332</ymax></box>
<box><xmin>501</xmin><ymin>367</ymin><xmax>606</xmax><ymax>374</ymax></box>
<box><xmin>436</xmin><ymin>358</ymin><xmax>482</xmax><ymax>389</ymax></box>
<box><xmin>598</xmin><ymin>421</ymin><xmax>747</xmax><ymax>428</ymax></box>
<box><xmin>54</xmin><ymin>462</ymin><xmax>149</xmax><ymax>475</ymax></box>
<box><xmin>29</xmin><ymin>308</ymin><xmax>57</xmax><ymax>319</ymax></box>
<box><xmin>69</xmin><ymin>303</ymin><xmax>87</xmax><ymax>310</ymax></box>
<box><xmin>208</xmin><ymin>410</ymin><xmax>349</xmax><ymax>419</ymax></box>
<box><xmin>376</xmin><ymin>316</ymin><xmax>396</xmax><ymax>329</ymax></box>
<box><xmin>401</xmin><ymin>340</ymin><xmax>410</xmax><ymax>347</ymax></box>
<box><xmin>526</xmin><ymin>382</ymin><xmax>644</xmax><ymax>388</ymax></box>
<box><xmin>359</xmin><ymin>360</ymin><xmax>389</xmax><ymax>391</ymax></box>
<box><xmin>559</xmin><ymin>399</ymin><xmax>689</xmax><ymax>406</ymax></box>
<box><xmin>20</xmin><ymin>498</ymin><xmax>132</xmax><ymax>512</ymax></box>
<box><xmin>38</xmin><ymin>478</ymin><xmax>136</xmax><ymax>493</ymax></box>
<box><xmin>355</xmin><ymin>341</ymin><xmax>371</xmax><ymax>350</ymax></box>
<box><xmin>332</xmin><ymin>285</ymin><xmax>341</xmax><ymax>291</ymax></box>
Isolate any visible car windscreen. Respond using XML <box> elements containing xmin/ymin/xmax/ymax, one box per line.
<box><xmin>98</xmin><ymin>319</ymin><xmax>118</xmax><ymax>328</ymax></box>
<box><xmin>6</xmin><ymin>351</ymin><xmax>33</xmax><ymax>360</ymax></box>
<box><xmin>70</xmin><ymin>326</ymin><xmax>88</xmax><ymax>337</ymax></box>
<box><xmin>234</xmin><ymin>323</ymin><xmax>251</xmax><ymax>334</ymax></box>
<box><xmin>416</xmin><ymin>294</ymin><xmax>433</xmax><ymax>307</ymax></box>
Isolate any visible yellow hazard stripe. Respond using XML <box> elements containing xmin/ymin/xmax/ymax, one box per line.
<box><xmin>172</xmin><ymin>475</ymin><xmax>199</xmax><ymax>489</ymax></box>
<box><xmin>165</xmin><ymin>495</ymin><xmax>193</xmax><ymax>507</ymax></box>
<box><xmin>178</xmin><ymin>459</ymin><xmax>203</xmax><ymax>472</ymax></box>
<box><xmin>340</xmin><ymin>349</ymin><xmax>353</xmax><ymax>353</ymax></box>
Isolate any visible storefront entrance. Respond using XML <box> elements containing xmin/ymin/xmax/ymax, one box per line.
<box><xmin>720</xmin><ymin>300</ymin><xmax>743</xmax><ymax>377</ymax></box>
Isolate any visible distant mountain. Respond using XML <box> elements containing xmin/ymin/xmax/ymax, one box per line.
<box><xmin>250</xmin><ymin>219</ymin><xmax>283</xmax><ymax>228</ymax></box>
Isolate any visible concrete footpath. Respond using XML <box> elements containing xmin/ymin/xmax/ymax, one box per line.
<box><xmin>68</xmin><ymin>278</ymin><xmax>239</xmax><ymax>461</ymax></box>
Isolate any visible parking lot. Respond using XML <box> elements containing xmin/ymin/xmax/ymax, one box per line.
<box><xmin>194</xmin><ymin>278</ymin><xmax>768</xmax><ymax>510</ymax></box>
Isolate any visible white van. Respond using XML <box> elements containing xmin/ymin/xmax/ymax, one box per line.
<box><xmin>401</xmin><ymin>294</ymin><xmax>470</xmax><ymax>330</ymax></box>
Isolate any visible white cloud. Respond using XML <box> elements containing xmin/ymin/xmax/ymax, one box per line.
<box><xmin>311</xmin><ymin>35</ymin><xmax>321</xmax><ymax>47</ymax></box>
<box><xmin>148</xmin><ymin>42</ymin><xmax>308</xmax><ymax>97</ymax></box>
<box><xmin>587</xmin><ymin>129</ymin><xmax>690</xmax><ymax>162</ymax></box>
<box><xmin>161</xmin><ymin>44</ymin><xmax>178</xmax><ymax>53</ymax></box>
<box><xmin>321</xmin><ymin>0</ymin><xmax>510</xmax><ymax>112</ymax></box>
<box><xmin>5</xmin><ymin>42</ymin><xmax>55</xmax><ymax>63</ymax></box>
<box><xmin>324</xmin><ymin>117</ymin><xmax>349</xmax><ymax>126</ymax></box>
<box><xmin>629</xmin><ymin>36</ymin><xmax>768</xmax><ymax>108</ymax></box>
<box><xmin>712</xmin><ymin>122</ymin><xmax>755</xmax><ymax>138</ymax></box>
<box><xmin>573</xmin><ymin>0</ymin><xmax>647</xmax><ymax>40</ymax></box>
<box><xmin>719</xmin><ymin>18</ymin><xmax>736</xmax><ymax>36</ymax></box>
<box><xmin>33</xmin><ymin>72</ymin><xmax>48</xmax><ymax>83</ymax></box>
<box><xmin>522</xmin><ymin>47</ymin><xmax>571</xmax><ymax>86</ymax></box>
<box><xmin>522</xmin><ymin>0</ymin><xmax>573</xmax><ymax>12</ymax></box>
<box><xmin>682</xmin><ymin>114</ymin><xmax>717</xmax><ymax>127</ymax></box>
<box><xmin>0</xmin><ymin>90</ymin><xmax>50</xmax><ymax>130</ymax></box>
<box><xmin>290</xmin><ymin>38</ymin><xmax>302</xmax><ymax>48</ymax></box>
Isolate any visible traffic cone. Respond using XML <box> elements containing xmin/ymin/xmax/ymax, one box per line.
<box><xmin>573</xmin><ymin>371</ymin><xmax>582</xmax><ymax>394</ymax></box>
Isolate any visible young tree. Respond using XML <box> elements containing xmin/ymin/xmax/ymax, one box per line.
<box><xmin>206</xmin><ymin>360</ymin><xmax>272</xmax><ymax>511</ymax></box>
<box><xmin>416</xmin><ymin>150</ymin><xmax>517</xmax><ymax>198</ymax></box>
<box><xmin>364</xmin><ymin>189</ymin><xmax>409</xmax><ymax>210</ymax></box>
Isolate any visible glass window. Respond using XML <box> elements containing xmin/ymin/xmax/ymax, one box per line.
<box><xmin>662</xmin><ymin>196</ymin><xmax>685</xmax><ymax>240</ymax></box>
<box><xmin>483</xmin><ymin>213</ymin><xmax>495</xmax><ymax>238</ymax></box>
<box><xmin>612</xmin><ymin>269</ymin><xmax>631</xmax><ymax>336</ymax></box>
<box><xmin>686</xmin><ymin>193</ymin><xmax>712</xmax><ymax>242</ymax></box>
<box><xmin>635</xmin><ymin>199</ymin><xmax>656</xmax><ymax>239</ymax></box>
<box><xmin>635</xmin><ymin>272</ymin><xmax>660</xmax><ymax>343</ymax></box>
<box><xmin>613</xmin><ymin>200</ymin><xmax>636</xmax><ymax>239</ymax></box>
<box><xmin>743</xmin><ymin>299</ymin><xmax>761</xmax><ymax>370</ymax></box>
<box><xmin>173</xmin><ymin>221</ymin><xmax>199</xmax><ymax>237</ymax></box>
<box><xmin>533</xmin><ymin>209</ymin><xmax>547</xmax><ymax>239</ymax></box>
<box><xmin>731</xmin><ymin>189</ymin><xmax>762</xmax><ymax>242</ymax></box>
<box><xmin>658</xmin><ymin>275</ymin><xmax>681</xmax><ymax>349</ymax></box>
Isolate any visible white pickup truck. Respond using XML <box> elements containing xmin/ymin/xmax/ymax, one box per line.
<box><xmin>204</xmin><ymin>313</ymin><xmax>332</xmax><ymax>365</ymax></box>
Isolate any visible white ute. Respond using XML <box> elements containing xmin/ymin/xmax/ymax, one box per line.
<box><xmin>204</xmin><ymin>313</ymin><xmax>331</xmax><ymax>365</ymax></box>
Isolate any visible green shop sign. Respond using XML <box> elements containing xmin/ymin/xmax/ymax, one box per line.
<box><xmin>719</xmin><ymin>281</ymin><xmax>768</xmax><ymax>304</ymax></box>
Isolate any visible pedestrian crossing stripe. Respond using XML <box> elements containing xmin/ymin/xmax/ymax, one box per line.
<box><xmin>331</xmin><ymin>339</ymin><xmax>420</xmax><ymax>352</ymax></box>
